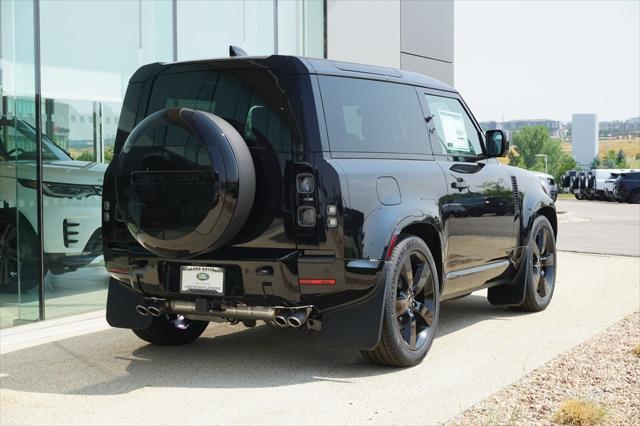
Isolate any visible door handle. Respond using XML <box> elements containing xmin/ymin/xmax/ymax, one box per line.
<box><xmin>451</xmin><ymin>180</ymin><xmax>469</xmax><ymax>190</ymax></box>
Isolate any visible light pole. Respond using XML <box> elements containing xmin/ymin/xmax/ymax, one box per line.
<box><xmin>535</xmin><ymin>154</ymin><xmax>548</xmax><ymax>174</ymax></box>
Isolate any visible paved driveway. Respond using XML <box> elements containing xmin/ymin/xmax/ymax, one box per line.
<box><xmin>1</xmin><ymin>250</ymin><xmax>638</xmax><ymax>425</ymax></box>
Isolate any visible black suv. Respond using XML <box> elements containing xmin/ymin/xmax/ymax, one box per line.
<box><xmin>102</xmin><ymin>55</ymin><xmax>557</xmax><ymax>367</ymax></box>
<box><xmin>614</xmin><ymin>172</ymin><xmax>640</xmax><ymax>203</ymax></box>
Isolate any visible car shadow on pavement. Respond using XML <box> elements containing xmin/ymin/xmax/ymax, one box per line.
<box><xmin>0</xmin><ymin>294</ymin><xmax>526</xmax><ymax>396</ymax></box>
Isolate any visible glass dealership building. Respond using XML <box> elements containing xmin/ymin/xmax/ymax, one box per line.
<box><xmin>0</xmin><ymin>0</ymin><xmax>452</xmax><ymax>328</ymax></box>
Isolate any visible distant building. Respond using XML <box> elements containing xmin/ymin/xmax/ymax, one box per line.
<box><xmin>479</xmin><ymin>119</ymin><xmax>567</xmax><ymax>138</ymax></box>
<box><xmin>572</xmin><ymin>114</ymin><xmax>599</xmax><ymax>167</ymax></box>
<box><xmin>598</xmin><ymin>117</ymin><xmax>640</xmax><ymax>137</ymax></box>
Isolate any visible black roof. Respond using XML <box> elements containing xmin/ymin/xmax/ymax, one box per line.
<box><xmin>130</xmin><ymin>55</ymin><xmax>456</xmax><ymax>93</ymax></box>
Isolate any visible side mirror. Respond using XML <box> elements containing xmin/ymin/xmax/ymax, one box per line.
<box><xmin>485</xmin><ymin>129</ymin><xmax>509</xmax><ymax>157</ymax></box>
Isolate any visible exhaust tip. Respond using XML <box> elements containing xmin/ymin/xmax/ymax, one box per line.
<box><xmin>287</xmin><ymin>311</ymin><xmax>307</xmax><ymax>328</ymax></box>
<box><xmin>274</xmin><ymin>316</ymin><xmax>288</xmax><ymax>327</ymax></box>
<box><xmin>135</xmin><ymin>305</ymin><xmax>149</xmax><ymax>316</ymax></box>
<box><xmin>147</xmin><ymin>306</ymin><xmax>163</xmax><ymax>317</ymax></box>
<box><xmin>287</xmin><ymin>316</ymin><xmax>302</xmax><ymax>328</ymax></box>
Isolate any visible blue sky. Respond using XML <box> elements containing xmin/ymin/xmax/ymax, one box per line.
<box><xmin>455</xmin><ymin>0</ymin><xmax>640</xmax><ymax>122</ymax></box>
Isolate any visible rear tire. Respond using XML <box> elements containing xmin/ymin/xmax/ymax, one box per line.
<box><xmin>629</xmin><ymin>190</ymin><xmax>640</xmax><ymax>204</ymax></box>
<box><xmin>512</xmin><ymin>216</ymin><xmax>557</xmax><ymax>312</ymax></box>
<box><xmin>361</xmin><ymin>235</ymin><xmax>440</xmax><ymax>367</ymax></box>
<box><xmin>133</xmin><ymin>314</ymin><xmax>209</xmax><ymax>346</ymax></box>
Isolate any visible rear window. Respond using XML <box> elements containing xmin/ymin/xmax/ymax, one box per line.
<box><xmin>319</xmin><ymin>76</ymin><xmax>429</xmax><ymax>154</ymax></box>
<box><xmin>146</xmin><ymin>70</ymin><xmax>292</xmax><ymax>152</ymax></box>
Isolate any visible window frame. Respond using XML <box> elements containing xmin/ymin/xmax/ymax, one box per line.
<box><xmin>416</xmin><ymin>87</ymin><xmax>488</xmax><ymax>162</ymax></box>
<box><xmin>317</xmin><ymin>75</ymin><xmax>434</xmax><ymax>160</ymax></box>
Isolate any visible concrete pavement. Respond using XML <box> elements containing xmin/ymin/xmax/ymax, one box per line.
<box><xmin>1</xmin><ymin>250</ymin><xmax>638</xmax><ymax>425</ymax></box>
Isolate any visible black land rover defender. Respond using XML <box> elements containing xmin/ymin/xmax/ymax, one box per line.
<box><xmin>102</xmin><ymin>54</ymin><xmax>557</xmax><ymax>367</ymax></box>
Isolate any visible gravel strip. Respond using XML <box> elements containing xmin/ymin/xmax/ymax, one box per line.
<box><xmin>448</xmin><ymin>312</ymin><xmax>640</xmax><ymax>425</ymax></box>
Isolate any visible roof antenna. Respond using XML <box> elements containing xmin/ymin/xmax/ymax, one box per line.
<box><xmin>229</xmin><ymin>45</ymin><xmax>247</xmax><ymax>57</ymax></box>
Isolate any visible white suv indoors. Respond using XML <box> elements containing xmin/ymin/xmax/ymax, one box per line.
<box><xmin>0</xmin><ymin>118</ymin><xmax>106</xmax><ymax>292</ymax></box>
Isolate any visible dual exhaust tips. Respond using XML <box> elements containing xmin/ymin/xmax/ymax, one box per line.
<box><xmin>273</xmin><ymin>310</ymin><xmax>307</xmax><ymax>328</ymax></box>
<box><xmin>135</xmin><ymin>301</ymin><xmax>164</xmax><ymax>317</ymax></box>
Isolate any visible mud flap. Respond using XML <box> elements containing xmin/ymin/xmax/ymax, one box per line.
<box><xmin>318</xmin><ymin>271</ymin><xmax>387</xmax><ymax>350</ymax></box>
<box><xmin>487</xmin><ymin>246</ymin><xmax>531</xmax><ymax>306</ymax></box>
<box><xmin>106</xmin><ymin>278</ymin><xmax>152</xmax><ymax>330</ymax></box>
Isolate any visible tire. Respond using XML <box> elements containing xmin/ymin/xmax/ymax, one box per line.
<box><xmin>629</xmin><ymin>190</ymin><xmax>640</xmax><ymax>204</ymax></box>
<box><xmin>0</xmin><ymin>210</ymin><xmax>39</xmax><ymax>293</ymax></box>
<box><xmin>133</xmin><ymin>314</ymin><xmax>209</xmax><ymax>346</ymax></box>
<box><xmin>361</xmin><ymin>235</ymin><xmax>440</xmax><ymax>367</ymax></box>
<box><xmin>512</xmin><ymin>216</ymin><xmax>557</xmax><ymax>312</ymax></box>
<box><xmin>116</xmin><ymin>108</ymin><xmax>256</xmax><ymax>258</ymax></box>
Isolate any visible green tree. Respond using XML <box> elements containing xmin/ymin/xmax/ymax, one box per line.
<box><xmin>615</xmin><ymin>149</ymin><xmax>629</xmax><ymax>168</ymax></box>
<box><xmin>558</xmin><ymin>153</ymin><xmax>577</xmax><ymax>179</ymax></box>
<box><xmin>590</xmin><ymin>156</ymin><xmax>601</xmax><ymax>169</ymax></box>
<box><xmin>75</xmin><ymin>151</ymin><xmax>95</xmax><ymax>162</ymax></box>
<box><xmin>602</xmin><ymin>149</ymin><xmax>617</xmax><ymax>168</ymax></box>
<box><xmin>508</xmin><ymin>126</ymin><xmax>565</xmax><ymax>181</ymax></box>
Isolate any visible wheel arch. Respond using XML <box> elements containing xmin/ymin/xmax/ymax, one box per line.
<box><xmin>399</xmin><ymin>222</ymin><xmax>444</xmax><ymax>293</ymax></box>
<box><xmin>536</xmin><ymin>206</ymin><xmax>557</xmax><ymax>239</ymax></box>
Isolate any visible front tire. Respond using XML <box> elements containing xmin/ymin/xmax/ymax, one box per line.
<box><xmin>513</xmin><ymin>216</ymin><xmax>557</xmax><ymax>312</ymax></box>
<box><xmin>629</xmin><ymin>190</ymin><xmax>640</xmax><ymax>204</ymax></box>
<box><xmin>361</xmin><ymin>235</ymin><xmax>440</xmax><ymax>367</ymax></box>
<box><xmin>0</xmin><ymin>211</ymin><xmax>39</xmax><ymax>293</ymax></box>
<box><xmin>133</xmin><ymin>314</ymin><xmax>209</xmax><ymax>346</ymax></box>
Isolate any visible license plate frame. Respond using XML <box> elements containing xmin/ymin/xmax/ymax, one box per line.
<box><xmin>180</xmin><ymin>265</ymin><xmax>224</xmax><ymax>295</ymax></box>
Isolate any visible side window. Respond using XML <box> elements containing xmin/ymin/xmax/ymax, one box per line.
<box><xmin>424</xmin><ymin>94</ymin><xmax>482</xmax><ymax>157</ymax></box>
<box><xmin>319</xmin><ymin>76</ymin><xmax>430</xmax><ymax>154</ymax></box>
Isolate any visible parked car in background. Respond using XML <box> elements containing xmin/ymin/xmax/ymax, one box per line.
<box><xmin>103</xmin><ymin>54</ymin><xmax>557</xmax><ymax>367</ymax></box>
<box><xmin>0</xmin><ymin>118</ymin><xmax>106</xmax><ymax>292</ymax></box>
<box><xmin>533</xmin><ymin>171</ymin><xmax>557</xmax><ymax>202</ymax></box>
<box><xmin>561</xmin><ymin>168</ymin><xmax>640</xmax><ymax>202</ymax></box>
<box><xmin>614</xmin><ymin>172</ymin><xmax>640</xmax><ymax>203</ymax></box>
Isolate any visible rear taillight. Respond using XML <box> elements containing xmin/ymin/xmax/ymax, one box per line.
<box><xmin>296</xmin><ymin>163</ymin><xmax>317</xmax><ymax>228</ymax></box>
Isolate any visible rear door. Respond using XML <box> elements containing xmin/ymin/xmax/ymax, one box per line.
<box><xmin>418</xmin><ymin>90</ymin><xmax>516</xmax><ymax>296</ymax></box>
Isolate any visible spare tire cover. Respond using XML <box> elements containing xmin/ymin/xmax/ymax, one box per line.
<box><xmin>116</xmin><ymin>108</ymin><xmax>255</xmax><ymax>258</ymax></box>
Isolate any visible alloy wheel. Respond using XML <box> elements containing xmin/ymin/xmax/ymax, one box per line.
<box><xmin>0</xmin><ymin>219</ymin><xmax>18</xmax><ymax>286</ymax></box>
<box><xmin>531</xmin><ymin>226</ymin><xmax>556</xmax><ymax>304</ymax></box>
<box><xmin>395</xmin><ymin>250</ymin><xmax>436</xmax><ymax>350</ymax></box>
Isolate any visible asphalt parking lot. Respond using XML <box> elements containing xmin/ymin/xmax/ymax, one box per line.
<box><xmin>555</xmin><ymin>199</ymin><xmax>640</xmax><ymax>257</ymax></box>
<box><xmin>1</xmin><ymin>200</ymin><xmax>639</xmax><ymax>425</ymax></box>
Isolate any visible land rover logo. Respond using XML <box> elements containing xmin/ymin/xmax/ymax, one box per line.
<box><xmin>196</xmin><ymin>272</ymin><xmax>210</xmax><ymax>281</ymax></box>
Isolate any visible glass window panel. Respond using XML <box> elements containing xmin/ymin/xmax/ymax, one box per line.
<box><xmin>319</xmin><ymin>76</ymin><xmax>429</xmax><ymax>154</ymax></box>
<box><xmin>38</xmin><ymin>0</ymin><xmax>173</xmax><ymax>321</ymax></box>
<box><xmin>424</xmin><ymin>94</ymin><xmax>483</xmax><ymax>156</ymax></box>
<box><xmin>177</xmin><ymin>0</ymin><xmax>275</xmax><ymax>61</ymax></box>
<box><xmin>0</xmin><ymin>0</ymin><xmax>41</xmax><ymax>327</ymax></box>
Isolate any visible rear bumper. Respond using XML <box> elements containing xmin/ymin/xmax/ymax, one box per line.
<box><xmin>105</xmin><ymin>250</ymin><xmax>388</xmax><ymax>350</ymax></box>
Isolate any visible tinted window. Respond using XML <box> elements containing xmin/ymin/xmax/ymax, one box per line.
<box><xmin>424</xmin><ymin>95</ymin><xmax>482</xmax><ymax>156</ymax></box>
<box><xmin>319</xmin><ymin>76</ymin><xmax>429</xmax><ymax>154</ymax></box>
<box><xmin>147</xmin><ymin>70</ymin><xmax>291</xmax><ymax>152</ymax></box>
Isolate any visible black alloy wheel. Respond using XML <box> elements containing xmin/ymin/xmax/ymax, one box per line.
<box><xmin>394</xmin><ymin>250</ymin><xmax>436</xmax><ymax>349</ymax></box>
<box><xmin>361</xmin><ymin>235</ymin><xmax>440</xmax><ymax>367</ymax></box>
<box><xmin>0</xmin><ymin>218</ymin><xmax>18</xmax><ymax>288</ymax></box>
<box><xmin>514</xmin><ymin>215</ymin><xmax>557</xmax><ymax>312</ymax></box>
<box><xmin>630</xmin><ymin>191</ymin><xmax>640</xmax><ymax>204</ymax></box>
<box><xmin>0</xmin><ymin>212</ymin><xmax>38</xmax><ymax>293</ymax></box>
